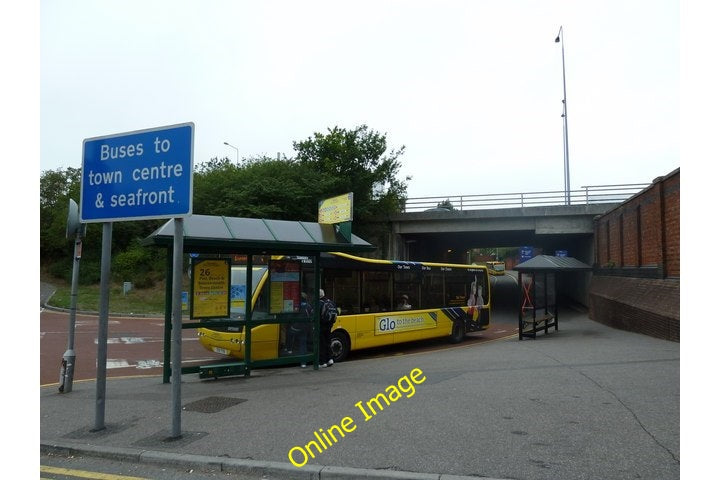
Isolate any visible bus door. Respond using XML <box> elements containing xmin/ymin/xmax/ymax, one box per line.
<box><xmin>231</xmin><ymin>264</ymin><xmax>280</xmax><ymax>358</ymax></box>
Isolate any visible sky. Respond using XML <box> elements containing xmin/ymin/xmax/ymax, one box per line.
<box><xmin>36</xmin><ymin>0</ymin><xmax>682</xmax><ymax>199</ymax></box>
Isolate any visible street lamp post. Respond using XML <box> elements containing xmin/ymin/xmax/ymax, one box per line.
<box><xmin>555</xmin><ymin>26</ymin><xmax>570</xmax><ymax>205</ymax></box>
<box><xmin>223</xmin><ymin>141</ymin><xmax>239</xmax><ymax>165</ymax></box>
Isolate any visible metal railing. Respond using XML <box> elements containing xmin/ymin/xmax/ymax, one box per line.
<box><xmin>402</xmin><ymin>183</ymin><xmax>650</xmax><ymax>213</ymax></box>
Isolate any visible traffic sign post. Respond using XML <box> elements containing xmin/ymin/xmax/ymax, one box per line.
<box><xmin>81</xmin><ymin>123</ymin><xmax>193</xmax><ymax>435</ymax></box>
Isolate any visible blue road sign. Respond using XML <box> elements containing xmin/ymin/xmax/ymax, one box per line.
<box><xmin>80</xmin><ymin>123</ymin><xmax>194</xmax><ymax>222</ymax></box>
<box><xmin>555</xmin><ymin>250</ymin><xmax>568</xmax><ymax>257</ymax></box>
<box><xmin>520</xmin><ymin>246</ymin><xmax>533</xmax><ymax>262</ymax></box>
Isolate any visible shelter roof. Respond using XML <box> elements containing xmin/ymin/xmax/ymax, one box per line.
<box><xmin>142</xmin><ymin>214</ymin><xmax>375</xmax><ymax>255</ymax></box>
<box><xmin>514</xmin><ymin>255</ymin><xmax>592</xmax><ymax>272</ymax></box>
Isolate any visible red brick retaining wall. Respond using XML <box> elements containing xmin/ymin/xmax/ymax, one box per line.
<box><xmin>589</xmin><ymin>169</ymin><xmax>679</xmax><ymax>341</ymax></box>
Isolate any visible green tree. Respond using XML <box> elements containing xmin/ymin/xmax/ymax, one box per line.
<box><xmin>40</xmin><ymin>167</ymin><xmax>166</xmax><ymax>282</ymax></box>
<box><xmin>293</xmin><ymin>125</ymin><xmax>409</xmax><ymax>222</ymax></box>
<box><xmin>40</xmin><ymin>167</ymin><xmax>81</xmax><ymax>261</ymax></box>
<box><xmin>193</xmin><ymin>156</ymin><xmax>321</xmax><ymax>220</ymax></box>
<box><xmin>192</xmin><ymin>157</ymin><xmax>244</xmax><ymax>216</ymax></box>
<box><xmin>436</xmin><ymin>199</ymin><xmax>455</xmax><ymax>210</ymax></box>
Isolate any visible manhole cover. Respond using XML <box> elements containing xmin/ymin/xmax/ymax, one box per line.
<box><xmin>183</xmin><ymin>396</ymin><xmax>247</xmax><ymax>413</ymax></box>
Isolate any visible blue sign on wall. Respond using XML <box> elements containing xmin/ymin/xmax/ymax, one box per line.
<box><xmin>80</xmin><ymin>123</ymin><xmax>194</xmax><ymax>222</ymax></box>
<box><xmin>555</xmin><ymin>250</ymin><xmax>568</xmax><ymax>257</ymax></box>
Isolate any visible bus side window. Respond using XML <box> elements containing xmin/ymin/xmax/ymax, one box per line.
<box><xmin>327</xmin><ymin>269</ymin><xmax>359</xmax><ymax>315</ymax></box>
<box><xmin>445</xmin><ymin>271</ymin><xmax>469</xmax><ymax>307</ymax></box>
<box><xmin>394</xmin><ymin>271</ymin><xmax>421</xmax><ymax>310</ymax></box>
<box><xmin>362</xmin><ymin>271</ymin><xmax>391</xmax><ymax>314</ymax></box>
<box><xmin>479</xmin><ymin>273</ymin><xmax>489</xmax><ymax>305</ymax></box>
<box><xmin>421</xmin><ymin>272</ymin><xmax>444</xmax><ymax>309</ymax></box>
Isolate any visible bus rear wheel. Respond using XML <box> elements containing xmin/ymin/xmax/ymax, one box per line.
<box><xmin>450</xmin><ymin>321</ymin><xmax>466</xmax><ymax>343</ymax></box>
<box><xmin>329</xmin><ymin>331</ymin><xmax>350</xmax><ymax>362</ymax></box>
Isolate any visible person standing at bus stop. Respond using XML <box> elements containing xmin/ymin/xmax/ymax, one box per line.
<box><xmin>318</xmin><ymin>289</ymin><xmax>338</xmax><ymax>367</ymax></box>
<box><xmin>289</xmin><ymin>292</ymin><xmax>313</xmax><ymax>367</ymax></box>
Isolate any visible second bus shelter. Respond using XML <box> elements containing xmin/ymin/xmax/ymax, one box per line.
<box><xmin>514</xmin><ymin>255</ymin><xmax>592</xmax><ymax>340</ymax></box>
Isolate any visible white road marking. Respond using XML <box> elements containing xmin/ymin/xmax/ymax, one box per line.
<box><xmin>76</xmin><ymin>320</ymin><xmax>121</xmax><ymax>326</ymax></box>
<box><xmin>136</xmin><ymin>360</ymin><xmax>162</xmax><ymax>369</ymax></box>
<box><xmin>103</xmin><ymin>357</ymin><xmax>220</xmax><ymax>370</ymax></box>
<box><xmin>105</xmin><ymin>359</ymin><xmax>130</xmax><ymax>369</ymax></box>
<box><xmin>95</xmin><ymin>337</ymin><xmax>197</xmax><ymax>344</ymax></box>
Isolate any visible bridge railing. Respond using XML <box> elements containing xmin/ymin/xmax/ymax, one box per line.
<box><xmin>402</xmin><ymin>183</ymin><xmax>650</xmax><ymax>212</ymax></box>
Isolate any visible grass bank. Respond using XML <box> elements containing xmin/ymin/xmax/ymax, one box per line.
<box><xmin>42</xmin><ymin>273</ymin><xmax>187</xmax><ymax>315</ymax></box>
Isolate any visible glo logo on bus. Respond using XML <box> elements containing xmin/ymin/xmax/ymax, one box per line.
<box><xmin>376</xmin><ymin>315</ymin><xmax>431</xmax><ymax>335</ymax></box>
<box><xmin>378</xmin><ymin>317</ymin><xmax>396</xmax><ymax>332</ymax></box>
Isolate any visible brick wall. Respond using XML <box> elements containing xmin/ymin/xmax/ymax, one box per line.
<box><xmin>594</xmin><ymin>168</ymin><xmax>679</xmax><ymax>278</ymax></box>
<box><xmin>589</xmin><ymin>276</ymin><xmax>679</xmax><ymax>342</ymax></box>
<box><xmin>589</xmin><ymin>168</ymin><xmax>679</xmax><ymax>341</ymax></box>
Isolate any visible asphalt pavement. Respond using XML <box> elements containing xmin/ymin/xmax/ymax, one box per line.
<box><xmin>40</xmin><ymin>305</ymin><xmax>680</xmax><ymax>480</ymax></box>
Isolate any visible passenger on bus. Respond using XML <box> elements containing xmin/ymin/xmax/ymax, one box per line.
<box><xmin>397</xmin><ymin>294</ymin><xmax>412</xmax><ymax>310</ymax></box>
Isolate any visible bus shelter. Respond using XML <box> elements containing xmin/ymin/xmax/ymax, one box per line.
<box><xmin>142</xmin><ymin>214</ymin><xmax>375</xmax><ymax>381</ymax></box>
<box><xmin>514</xmin><ymin>255</ymin><xmax>591</xmax><ymax>340</ymax></box>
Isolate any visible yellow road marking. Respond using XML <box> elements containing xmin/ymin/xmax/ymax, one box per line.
<box><xmin>40</xmin><ymin>465</ymin><xmax>148</xmax><ymax>480</ymax></box>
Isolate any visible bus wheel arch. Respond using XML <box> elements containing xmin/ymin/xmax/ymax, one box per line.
<box><xmin>450</xmin><ymin>320</ymin><xmax>466</xmax><ymax>343</ymax></box>
<box><xmin>329</xmin><ymin>330</ymin><xmax>350</xmax><ymax>362</ymax></box>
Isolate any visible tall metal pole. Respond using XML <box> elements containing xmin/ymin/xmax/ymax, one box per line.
<box><xmin>556</xmin><ymin>26</ymin><xmax>570</xmax><ymax>205</ymax></box>
<box><xmin>94</xmin><ymin>222</ymin><xmax>112</xmax><ymax>431</ymax></box>
<box><xmin>170</xmin><ymin>218</ymin><xmax>184</xmax><ymax>438</ymax></box>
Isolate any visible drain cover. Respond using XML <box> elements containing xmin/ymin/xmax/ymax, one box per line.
<box><xmin>183</xmin><ymin>396</ymin><xmax>247</xmax><ymax>413</ymax></box>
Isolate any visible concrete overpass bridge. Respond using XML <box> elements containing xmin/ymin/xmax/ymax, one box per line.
<box><xmin>376</xmin><ymin>184</ymin><xmax>648</xmax><ymax>265</ymax></box>
<box><xmin>385</xmin><ymin>203</ymin><xmax>611</xmax><ymax>265</ymax></box>
<box><xmin>372</xmin><ymin>183</ymin><xmax>648</xmax><ymax>267</ymax></box>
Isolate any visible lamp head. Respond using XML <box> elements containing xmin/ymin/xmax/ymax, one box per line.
<box><xmin>555</xmin><ymin>36</ymin><xmax>560</xmax><ymax>43</ymax></box>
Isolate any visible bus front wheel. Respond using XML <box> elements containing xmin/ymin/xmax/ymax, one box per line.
<box><xmin>450</xmin><ymin>321</ymin><xmax>465</xmax><ymax>343</ymax></box>
<box><xmin>329</xmin><ymin>331</ymin><xmax>350</xmax><ymax>362</ymax></box>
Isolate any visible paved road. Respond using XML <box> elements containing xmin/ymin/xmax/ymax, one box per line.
<box><xmin>41</xmin><ymin>309</ymin><xmax>679</xmax><ymax>480</ymax></box>
<box><xmin>40</xmin><ymin>309</ymin><xmax>226</xmax><ymax>386</ymax></box>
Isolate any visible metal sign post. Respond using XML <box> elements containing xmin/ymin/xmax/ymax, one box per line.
<box><xmin>170</xmin><ymin>218</ymin><xmax>184</xmax><ymax>438</ymax></box>
<box><xmin>93</xmin><ymin>222</ymin><xmax>112</xmax><ymax>431</ymax></box>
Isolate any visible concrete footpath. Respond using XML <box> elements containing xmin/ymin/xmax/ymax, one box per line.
<box><xmin>40</xmin><ymin>311</ymin><xmax>680</xmax><ymax>480</ymax></box>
